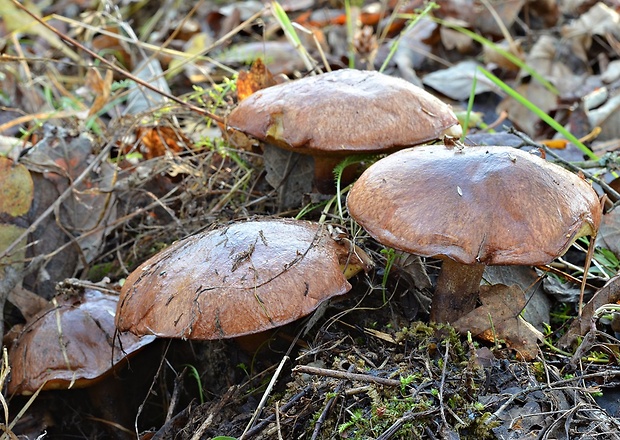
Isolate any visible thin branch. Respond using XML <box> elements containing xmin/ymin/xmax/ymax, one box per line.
<box><xmin>293</xmin><ymin>365</ymin><xmax>402</xmax><ymax>387</ymax></box>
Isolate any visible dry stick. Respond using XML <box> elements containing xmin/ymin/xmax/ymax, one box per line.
<box><xmin>485</xmin><ymin>369</ymin><xmax>620</xmax><ymax>425</ymax></box>
<box><xmin>241</xmin><ymin>328</ymin><xmax>307</xmax><ymax>440</ymax></box>
<box><xmin>239</xmin><ymin>355</ymin><xmax>290</xmax><ymax>440</ymax></box>
<box><xmin>134</xmin><ymin>340</ymin><xmax>171</xmax><ymax>439</ymax></box>
<box><xmin>311</xmin><ymin>364</ymin><xmax>355</xmax><ymax>440</ymax></box>
<box><xmin>438</xmin><ymin>340</ymin><xmax>450</xmax><ymax>429</ymax></box>
<box><xmin>242</xmin><ymin>386</ymin><xmax>313</xmax><ymax>439</ymax></box>
<box><xmin>293</xmin><ymin>365</ymin><xmax>403</xmax><ymax>388</ymax></box>
<box><xmin>375</xmin><ymin>409</ymin><xmax>439</xmax><ymax>440</ymax></box>
<box><xmin>8</xmin><ymin>0</ymin><xmax>224</xmax><ymax>125</ymax></box>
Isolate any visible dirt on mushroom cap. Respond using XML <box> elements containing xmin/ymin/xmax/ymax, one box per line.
<box><xmin>226</xmin><ymin>69</ymin><xmax>461</xmax><ymax>155</ymax></box>
<box><xmin>116</xmin><ymin>218</ymin><xmax>368</xmax><ymax>340</ymax></box>
<box><xmin>347</xmin><ymin>145</ymin><xmax>602</xmax><ymax>266</ymax></box>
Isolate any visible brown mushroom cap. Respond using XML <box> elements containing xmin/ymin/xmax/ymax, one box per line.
<box><xmin>227</xmin><ymin>69</ymin><xmax>461</xmax><ymax>156</ymax></box>
<box><xmin>347</xmin><ymin>145</ymin><xmax>601</xmax><ymax>266</ymax></box>
<box><xmin>116</xmin><ymin>218</ymin><xmax>370</xmax><ymax>340</ymax></box>
<box><xmin>348</xmin><ymin>145</ymin><xmax>601</xmax><ymax>323</ymax></box>
<box><xmin>8</xmin><ymin>289</ymin><xmax>155</xmax><ymax>395</ymax></box>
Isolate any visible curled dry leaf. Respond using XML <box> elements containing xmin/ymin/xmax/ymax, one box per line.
<box><xmin>558</xmin><ymin>275</ymin><xmax>620</xmax><ymax>348</ymax></box>
<box><xmin>84</xmin><ymin>68</ymin><xmax>113</xmax><ymax>117</ymax></box>
<box><xmin>453</xmin><ymin>284</ymin><xmax>543</xmax><ymax>361</ymax></box>
<box><xmin>236</xmin><ymin>58</ymin><xmax>277</xmax><ymax>101</ymax></box>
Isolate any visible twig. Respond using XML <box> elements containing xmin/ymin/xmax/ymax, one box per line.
<box><xmin>375</xmin><ymin>409</ymin><xmax>438</xmax><ymax>440</ymax></box>
<box><xmin>311</xmin><ymin>364</ymin><xmax>355</xmax><ymax>440</ymax></box>
<box><xmin>293</xmin><ymin>365</ymin><xmax>402</xmax><ymax>387</ymax></box>
<box><xmin>485</xmin><ymin>369</ymin><xmax>620</xmax><ymax>424</ymax></box>
<box><xmin>242</xmin><ymin>385</ymin><xmax>313</xmax><ymax>438</ymax></box>
<box><xmin>438</xmin><ymin>340</ymin><xmax>450</xmax><ymax>428</ymax></box>
<box><xmin>240</xmin><ymin>355</ymin><xmax>290</xmax><ymax>440</ymax></box>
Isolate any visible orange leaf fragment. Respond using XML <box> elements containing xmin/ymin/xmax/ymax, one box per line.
<box><xmin>120</xmin><ymin>126</ymin><xmax>192</xmax><ymax>159</ymax></box>
<box><xmin>539</xmin><ymin>139</ymin><xmax>568</xmax><ymax>149</ymax></box>
<box><xmin>236</xmin><ymin>58</ymin><xmax>277</xmax><ymax>101</ymax></box>
<box><xmin>85</xmin><ymin>68</ymin><xmax>113</xmax><ymax>117</ymax></box>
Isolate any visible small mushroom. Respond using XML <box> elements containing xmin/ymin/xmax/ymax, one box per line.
<box><xmin>8</xmin><ymin>289</ymin><xmax>154</xmax><ymax>395</ymax></box>
<box><xmin>7</xmin><ymin>289</ymin><xmax>155</xmax><ymax>437</ymax></box>
<box><xmin>116</xmin><ymin>218</ymin><xmax>372</xmax><ymax>339</ymax></box>
<box><xmin>347</xmin><ymin>145</ymin><xmax>602</xmax><ymax>323</ymax></box>
<box><xmin>226</xmin><ymin>69</ymin><xmax>461</xmax><ymax>193</ymax></box>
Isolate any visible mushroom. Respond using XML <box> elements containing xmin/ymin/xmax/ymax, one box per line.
<box><xmin>8</xmin><ymin>289</ymin><xmax>154</xmax><ymax>395</ymax></box>
<box><xmin>226</xmin><ymin>69</ymin><xmax>461</xmax><ymax>193</ymax></box>
<box><xmin>347</xmin><ymin>145</ymin><xmax>602</xmax><ymax>323</ymax></box>
<box><xmin>8</xmin><ymin>289</ymin><xmax>155</xmax><ymax>437</ymax></box>
<box><xmin>116</xmin><ymin>218</ymin><xmax>372</xmax><ymax>339</ymax></box>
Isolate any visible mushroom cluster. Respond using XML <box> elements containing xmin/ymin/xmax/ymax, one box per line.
<box><xmin>347</xmin><ymin>145</ymin><xmax>602</xmax><ymax>324</ymax></box>
<box><xmin>227</xmin><ymin>69</ymin><xmax>461</xmax><ymax>193</ymax></box>
<box><xmin>116</xmin><ymin>218</ymin><xmax>371</xmax><ymax>340</ymax></box>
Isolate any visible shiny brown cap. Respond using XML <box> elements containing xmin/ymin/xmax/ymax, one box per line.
<box><xmin>8</xmin><ymin>289</ymin><xmax>155</xmax><ymax>395</ymax></box>
<box><xmin>347</xmin><ymin>145</ymin><xmax>601</xmax><ymax>265</ymax></box>
<box><xmin>116</xmin><ymin>219</ymin><xmax>370</xmax><ymax>339</ymax></box>
<box><xmin>226</xmin><ymin>69</ymin><xmax>461</xmax><ymax>156</ymax></box>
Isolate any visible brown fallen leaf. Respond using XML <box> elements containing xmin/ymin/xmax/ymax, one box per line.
<box><xmin>453</xmin><ymin>284</ymin><xmax>543</xmax><ymax>360</ymax></box>
<box><xmin>133</xmin><ymin>126</ymin><xmax>192</xmax><ymax>159</ymax></box>
<box><xmin>18</xmin><ymin>127</ymin><xmax>117</xmax><ymax>297</ymax></box>
<box><xmin>236</xmin><ymin>58</ymin><xmax>277</xmax><ymax>101</ymax></box>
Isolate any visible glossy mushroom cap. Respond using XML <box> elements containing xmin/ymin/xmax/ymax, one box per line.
<box><xmin>226</xmin><ymin>69</ymin><xmax>461</xmax><ymax>192</ymax></box>
<box><xmin>8</xmin><ymin>289</ymin><xmax>155</xmax><ymax>395</ymax></box>
<box><xmin>227</xmin><ymin>69</ymin><xmax>461</xmax><ymax>155</ymax></box>
<box><xmin>116</xmin><ymin>218</ymin><xmax>371</xmax><ymax>340</ymax></box>
<box><xmin>347</xmin><ymin>145</ymin><xmax>601</xmax><ymax>265</ymax></box>
<box><xmin>348</xmin><ymin>145</ymin><xmax>602</xmax><ymax>323</ymax></box>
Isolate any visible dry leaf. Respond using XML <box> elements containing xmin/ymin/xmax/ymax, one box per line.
<box><xmin>120</xmin><ymin>126</ymin><xmax>192</xmax><ymax>160</ymax></box>
<box><xmin>453</xmin><ymin>284</ymin><xmax>543</xmax><ymax>360</ymax></box>
<box><xmin>0</xmin><ymin>156</ymin><xmax>34</xmax><ymax>217</ymax></box>
<box><xmin>85</xmin><ymin>68</ymin><xmax>113</xmax><ymax>117</ymax></box>
<box><xmin>236</xmin><ymin>58</ymin><xmax>277</xmax><ymax>101</ymax></box>
<box><xmin>422</xmin><ymin>60</ymin><xmax>496</xmax><ymax>101</ymax></box>
<box><xmin>596</xmin><ymin>208</ymin><xmax>620</xmax><ymax>258</ymax></box>
<box><xmin>19</xmin><ymin>127</ymin><xmax>117</xmax><ymax>297</ymax></box>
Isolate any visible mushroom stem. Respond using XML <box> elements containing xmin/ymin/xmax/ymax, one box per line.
<box><xmin>430</xmin><ymin>259</ymin><xmax>485</xmax><ymax>323</ymax></box>
<box><xmin>314</xmin><ymin>157</ymin><xmax>358</xmax><ymax>194</ymax></box>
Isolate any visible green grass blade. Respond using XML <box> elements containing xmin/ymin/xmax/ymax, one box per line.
<box><xmin>405</xmin><ymin>16</ymin><xmax>560</xmax><ymax>96</ymax></box>
<box><xmin>379</xmin><ymin>2</ymin><xmax>438</xmax><ymax>73</ymax></box>
<box><xmin>478</xmin><ymin>67</ymin><xmax>598</xmax><ymax>160</ymax></box>
<box><xmin>271</xmin><ymin>1</ymin><xmax>315</xmax><ymax>71</ymax></box>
